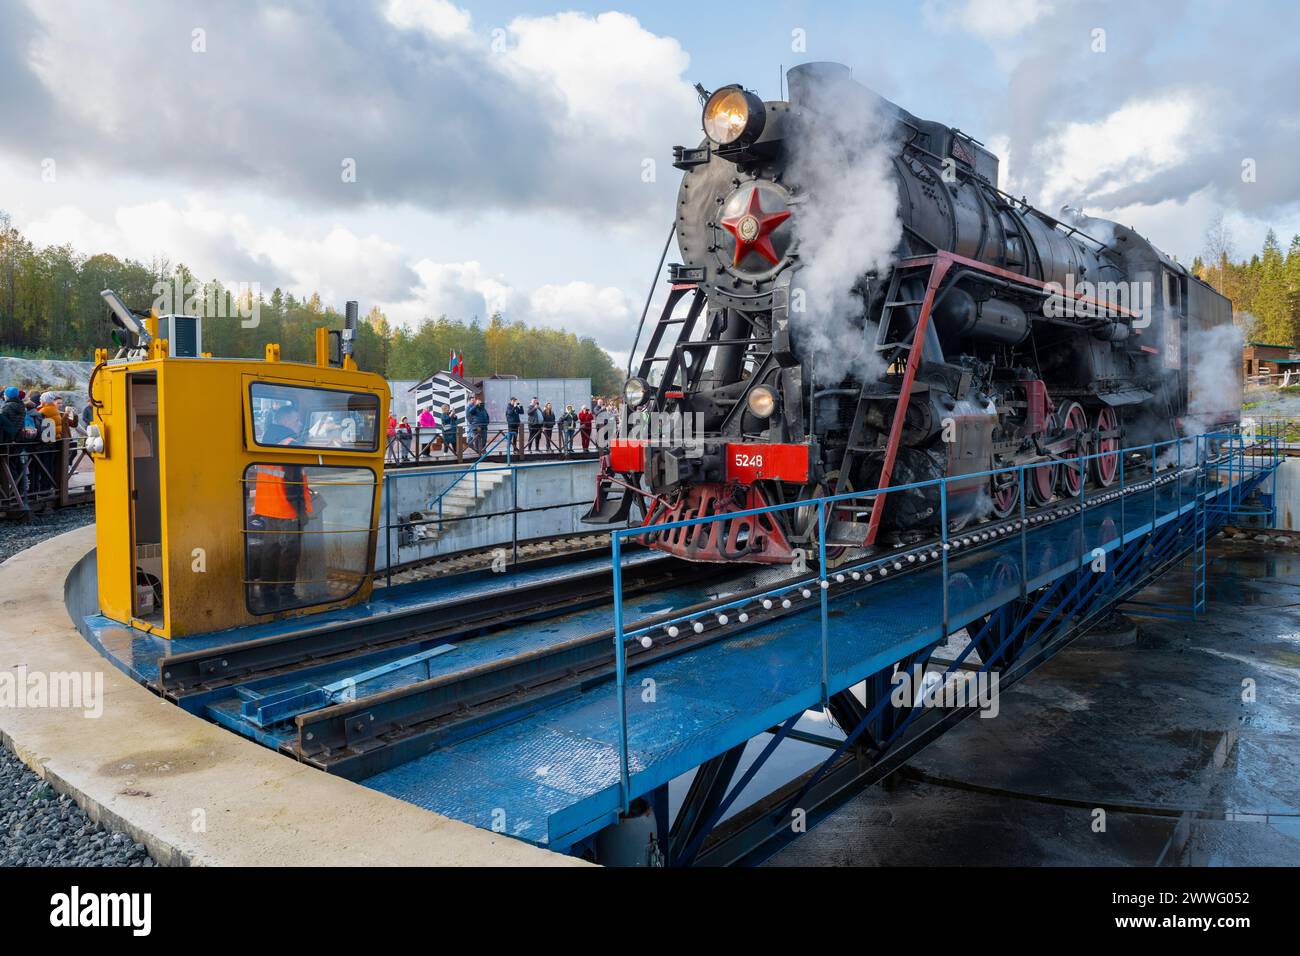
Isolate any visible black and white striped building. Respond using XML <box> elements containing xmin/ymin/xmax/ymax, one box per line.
<box><xmin>409</xmin><ymin>370</ymin><xmax>476</xmax><ymax>421</ymax></box>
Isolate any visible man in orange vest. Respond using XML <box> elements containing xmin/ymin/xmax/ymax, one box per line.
<box><xmin>251</xmin><ymin>402</ymin><xmax>311</xmax><ymax>610</ymax></box>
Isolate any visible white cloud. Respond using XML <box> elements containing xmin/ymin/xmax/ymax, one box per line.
<box><xmin>0</xmin><ymin>2</ymin><xmax>693</xmax><ymax>362</ymax></box>
<box><xmin>246</xmin><ymin>225</ymin><xmax>417</xmax><ymax>303</ymax></box>
<box><xmin>939</xmin><ymin>0</ymin><xmax>1300</xmax><ymax>226</ymax></box>
<box><xmin>391</xmin><ymin>259</ymin><xmax>518</xmax><ymax>326</ymax></box>
<box><xmin>498</xmin><ymin>11</ymin><xmax>697</xmax><ymax>143</ymax></box>
<box><xmin>3</xmin><ymin>3</ymin><xmax>696</xmax><ymax>221</ymax></box>
<box><xmin>382</xmin><ymin>0</ymin><xmax>472</xmax><ymax>40</ymax></box>
<box><xmin>1080</xmin><ymin>187</ymin><xmax>1300</xmax><ymax>267</ymax></box>
<box><xmin>924</xmin><ymin>0</ymin><xmax>1055</xmax><ymax>40</ymax></box>
<box><xmin>528</xmin><ymin>281</ymin><xmax>633</xmax><ymax>340</ymax></box>
<box><xmin>381</xmin><ymin>267</ymin><xmax>634</xmax><ymax>347</ymax></box>
<box><xmin>22</xmin><ymin>197</ymin><xmax>417</xmax><ymax>304</ymax></box>
<box><xmin>1023</xmin><ymin>92</ymin><xmax>1202</xmax><ymax>213</ymax></box>
<box><xmin>22</xmin><ymin>205</ymin><xmax>119</xmax><ymax>253</ymax></box>
<box><xmin>16</xmin><ymin>193</ymin><xmax>641</xmax><ymax>350</ymax></box>
<box><xmin>982</xmin><ymin>133</ymin><xmax>1010</xmax><ymax>190</ymax></box>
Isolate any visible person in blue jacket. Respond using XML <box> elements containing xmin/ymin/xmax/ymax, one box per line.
<box><xmin>466</xmin><ymin>396</ymin><xmax>490</xmax><ymax>454</ymax></box>
<box><xmin>1</xmin><ymin>386</ymin><xmax>31</xmax><ymax>515</ymax></box>
<box><xmin>504</xmin><ymin>397</ymin><xmax>523</xmax><ymax>456</ymax></box>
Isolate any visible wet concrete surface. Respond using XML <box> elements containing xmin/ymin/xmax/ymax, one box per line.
<box><xmin>768</xmin><ymin>538</ymin><xmax>1300</xmax><ymax>866</ymax></box>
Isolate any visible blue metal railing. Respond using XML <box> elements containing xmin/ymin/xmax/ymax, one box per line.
<box><xmin>606</xmin><ymin>424</ymin><xmax>1282</xmax><ymax>811</ymax></box>
<box><xmin>379</xmin><ymin>454</ymin><xmax>602</xmax><ymax>582</ymax></box>
<box><xmin>427</xmin><ymin>429</ymin><xmax>513</xmax><ymax>528</ymax></box>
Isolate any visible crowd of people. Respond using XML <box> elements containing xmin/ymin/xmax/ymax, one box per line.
<box><xmin>0</xmin><ymin>385</ymin><xmax>85</xmax><ymax>514</ymax></box>
<box><xmin>385</xmin><ymin>395</ymin><xmax>628</xmax><ymax>463</ymax></box>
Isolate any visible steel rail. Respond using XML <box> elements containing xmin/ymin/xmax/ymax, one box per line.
<box><xmin>158</xmin><ymin>552</ymin><xmax>697</xmax><ymax>697</ymax></box>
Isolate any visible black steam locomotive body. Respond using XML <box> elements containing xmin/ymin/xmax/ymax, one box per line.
<box><xmin>586</xmin><ymin>62</ymin><xmax>1239</xmax><ymax>564</ymax></box>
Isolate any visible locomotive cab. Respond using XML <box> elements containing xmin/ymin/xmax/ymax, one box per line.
<box><xmin>89</xmin><ymin>302</ymin><xmax>388</xmax><ymax>638</ymax></box>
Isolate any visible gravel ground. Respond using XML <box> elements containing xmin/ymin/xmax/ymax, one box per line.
<box><xmin>1</xmin><ymin>504</ymin><xmax>156</xmax><ymax>867</ymax></box>
<box><xmin>1</xmin><ymin>748</ymin><xmax>153</xmax><ymax>867</ymax></box>
<box><xmin>0</xmin><ymin>503</ymin><xmax>94</xmax><ymax>563</ymax></box>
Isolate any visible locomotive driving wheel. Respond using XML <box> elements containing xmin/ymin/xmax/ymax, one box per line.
<box><xmin>803</xmin><ymin>470</ymin><xmax>860</xmax><ymax>569</ymax></box>
<box><xmin>1055</xmin><ymin>401</ymin><xmax>1088</xmax><ymax>498</ymax></box>
<box><xmin>989</xmin><ymin>466</ymin><xmax>1021</xmax><ymax>519</ymax></box>
<box><xmin>1027</xmin><ymin>459</ymin><xmax>1057</xmax><ymax>507</ymax></box>
<box><xmin>1091</xmin><ymin>406</ymin><xmax>1120</xmax><ymax>487</ymax></box>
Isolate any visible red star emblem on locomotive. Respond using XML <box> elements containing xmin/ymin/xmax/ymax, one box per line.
<box><xmin>720</xmin><ymin>187</ymin><xmax>791</xmax><ymax>266</ymax></box>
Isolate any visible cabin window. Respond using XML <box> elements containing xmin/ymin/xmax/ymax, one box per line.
<box><xmin>1163</xmin><ymin>270</ymin><xmax>1184</xmax><ymax>314</ymax></box>
<box><xmin>242</xmin><ymin>463</ymin><xmax>376</xmax><ymax>615</ymax></box>
<box><xmin>249</xmin><ymin>382</ymin><xmax>380</xmax><ymax>452</ymax></box>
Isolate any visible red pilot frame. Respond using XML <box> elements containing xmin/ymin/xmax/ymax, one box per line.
<box><xmin>596</xmin><ymin>441</ymin><xmax>812</xmax><ymax>564</ymax></box>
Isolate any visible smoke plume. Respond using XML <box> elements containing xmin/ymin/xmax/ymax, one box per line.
<box><xmin>1184</xmin><ymin>321</ymin><xmax>1244</xmax><ymax>435</ymax></box>
<box><xmin>785</xmin><ymin>69</ymin><xmax>903</xmax><ymax>384</ymax></box>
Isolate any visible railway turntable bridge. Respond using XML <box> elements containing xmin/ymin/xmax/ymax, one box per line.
<box><xmin>78</xmin><ymin>428</ymin><xmax>1280</xmax><ymax>866</ymax></box>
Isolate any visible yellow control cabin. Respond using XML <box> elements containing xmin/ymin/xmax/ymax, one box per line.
<box><xmin>89</xmin><ymin>304</ymin><xmax>388</xmax><ymax>638</ymax></box>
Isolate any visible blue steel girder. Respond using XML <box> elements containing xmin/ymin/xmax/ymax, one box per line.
<box><xmin>675</xmin><ymin>714</ymin><xmax>802</xmax><ymax>866</ymax></box>
<box><xmin>692</xmin><ymin>503</ymin><xmax>1217</xmax><ymax>865</ymax></box>
<box><xmin>667</xmin><ymin>742</ymin><xmax>746</xmax><ymax>865</ymax></box>
<box><xmin>607</xmin><ymin>471</ymin><xmax>1257</xmax><ymax>858</ymax></box>
<box><xmin>970</xmin><ymin>601</ymin><xmax>1026</xmax><ymax>670</ymax></box>
<box><xmin>826</xmin><ymin>688</ymin><xmax>880</xmax><ymax>752</ymax></box>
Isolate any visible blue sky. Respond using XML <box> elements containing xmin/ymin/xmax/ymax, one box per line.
<box><xmin>1</xmin><ymin>0</ymin><xmax>1296</xmax><ymax>366</ymax></box>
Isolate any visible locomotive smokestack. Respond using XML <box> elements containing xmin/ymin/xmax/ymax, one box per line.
<box><xmin>785</xmin><ymin>61</ymin><xmax>852</xmax><ymax>105</ymax></box>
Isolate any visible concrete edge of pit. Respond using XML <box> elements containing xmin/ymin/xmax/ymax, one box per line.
<box><xmin>0</xmin><ymin>524</ymin><xmax>585</xmax><ymax>867</ymax></box>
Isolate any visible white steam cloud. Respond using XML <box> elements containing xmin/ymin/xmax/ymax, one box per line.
<box><xmin>1185</xmin><ymin>321</ymin><xmax>1244</xmax><ymax>435</ymax></box>
<box><xmin>1058</xmin><ymin>205</ymin><xmax>1118</xmax><ymax>249</ymax></box>
<box><xmin>786</xmin><ymin>73</ymin><xmax>903</xmax><ymax>384</ymax></box>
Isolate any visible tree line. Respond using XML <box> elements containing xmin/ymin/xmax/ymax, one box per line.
<box><xmin>13</xmin><ymin>203</ymin><xmax>1289</xmax><ymax>384</ymax></box>
<box><xmin>0</xmin><ymin>213</ymin><xmax>622</xmax><ymax>394</ymax></box>
<box><xmin>1193</xmin><ymin>214</ymin><xmax>1300</xmax><ymax>346</ymax></box>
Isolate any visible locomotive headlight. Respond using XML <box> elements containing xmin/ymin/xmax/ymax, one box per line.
<box><xmin>746</xmin><ymin>385</ymin><xmax>777</xmax><ymax>419</ymax></box>
<box><xmin>623</xmin><ymin>376</ymin><xmax>648</xmax><ymax>406</ymax></box>
<box><xmin>703</xmin><ymin>86</ymin><xmax>766</xmax><ymax>147</ymax></box>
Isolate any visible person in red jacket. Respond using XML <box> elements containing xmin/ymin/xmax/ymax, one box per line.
<box><xmin>578</xmin><ymin>405</ymin><xmax>594</xmax><ymax>452</ymax></box>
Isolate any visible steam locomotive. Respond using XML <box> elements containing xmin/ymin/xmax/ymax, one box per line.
<box><xmin>585</xmin><ymin>62</ymin><xmax>1239</xmax><ymax>564</ymax></box>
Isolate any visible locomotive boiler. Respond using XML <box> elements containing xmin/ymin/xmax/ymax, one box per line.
<box><xmin>585</xmin><ymin>62</ymin><xmax>1240</xmax><ymax>564</ymax></box>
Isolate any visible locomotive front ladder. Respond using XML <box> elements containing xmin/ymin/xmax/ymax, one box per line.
<box><xmin>636</xmin><ymin>275</ymin><xmax>707</xmax><ymax>410</ymax></box>
<box><xmin>831</xmin><ymin>254</ymin><xmax>956</xmax><ymax>548</ymax></box>
<box><xmin>583</xmin><ymin>275</ymin><xmax>707</xmax><ymax>526</ymax></box>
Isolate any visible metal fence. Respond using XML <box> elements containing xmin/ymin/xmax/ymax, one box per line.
<box><xmin>0</xmin><ymin>435</ymin><xmax>95</xmax><ymax>514</ymax></box>
<box><xmin>378</xmin><ymin>451</ymin><xmax>599</xmax><ymax>582</ymax></box>
<box><xmin>383</xmin><ymin>418</ymin><xmax>603</xmax><ymax>466</ymax></box>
